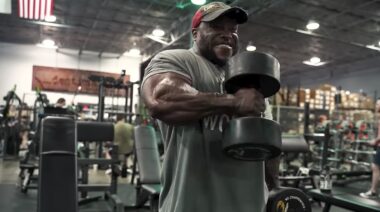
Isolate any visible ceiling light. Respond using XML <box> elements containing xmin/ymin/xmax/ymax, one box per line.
<box><xmin>36</xmin><ymin>39</ymin><xmax>58</xmax><ymax>49</ymax></box>
<box><xmin>246</xmin><ymin>41</ymin><xmax>256</xmax><ymax>51</ymax></box>
<box><xmin>246</xmin><ymin>44</ymin><xmax>256</xmax><ymax>51</ymax></box>
<box><xmin>42</xmin><ymin>39</ymin><xmax>55</xmax><ymax>46</ymax></box>
<box><xmin>191</xmin><ymin>0</ymin><xmax>206</xmax><ymax>5</ymax></box>
<box><xmin>306</xmin><ymin>21</ymin><xmax>320</xmax><ymax>30</ymax></box>
<box><xmin>303</xmin><ymin>60</ymin><xmax>327</xmax><ymax>66</ymax></box>
<box><xmin>302</xmin><ymin>57</ymin><xmax>327</xmax><ymax>66</ymax></box>
<box><xmin>129</xmin><ymin>48</ymin><xmax>141</xmax><ymax>55</ymax></box>
<box><xmin>124</xmin><ymin>48</ymin><xmax>141</xmax><ymax>57</ymax></box>
<box><xmin>378</xmin><ymin>41</ymin><xmax>380</xmax><ymax>46</ymax></box>
<box><xmin>310</xmin><ymin>56</ymin><xmax>321</xmax><ymax>64</ymax></box>
<box><xmin>152</xmin><ymin>28</ymin><xmax>165</xmax><ymax>37</ymax></box>
<box><xmin>45</xmin><ymin>15</ymin><xmax>56</xmax><ymax>22</ymax></box>
<box><xmin>366</xmin><ymin>45</ymin><xmax>380</xmax><ymax>51</ymax></box>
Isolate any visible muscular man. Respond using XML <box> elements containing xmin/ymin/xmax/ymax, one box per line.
<box><xmin>142</xmin><ymin>2</ymin><xmax>279</xmax><ymax>211</ymax></box>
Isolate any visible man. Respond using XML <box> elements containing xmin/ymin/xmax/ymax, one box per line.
<box><xmin>360</xmin><ymin>99</ymin><xmax>380</xmax><ymax>198</ymax></box>
<box><xmin>142</xmin><ymin>2</ymin><xmax>279</xmax><ymax>211</ymax></box>
<box><xmin>113</xmin><ymin>114</ymin><xmax>134</xmax><ymax>177</ymax></box>
<box><xmin>55</xmin><ymin>98</ymin><xmax>66</xmax><ymax>108</ymax></box>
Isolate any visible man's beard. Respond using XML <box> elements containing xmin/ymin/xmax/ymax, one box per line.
<box><xmin>198</xmin><ymin>42</ymin><xmax>232</xmax><ymax>66</ymax></box>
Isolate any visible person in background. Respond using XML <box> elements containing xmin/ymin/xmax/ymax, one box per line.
<box><xmin>113</xmin><ymin>113</ymin><xmax>134</xmax><ymax>177</ymax></box>
<box><xmin>55</xmin><ymin>98</ymin><xmax>66</xmax><ymax>108</ymax></box>
<box><xmin>360</xmin><ymin>98</ymin><xmax>380</xmax><ymax>198</ymax></box>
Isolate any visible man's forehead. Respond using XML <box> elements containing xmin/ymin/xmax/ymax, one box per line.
<box><xmin>207</xmin><ymin>15</ymin><xmax>239</xmax><ymax>25</ymax></box>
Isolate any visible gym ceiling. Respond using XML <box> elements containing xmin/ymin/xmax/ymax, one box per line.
<box><xmin>0</xmin><ymin>0</ymin><xmax>380</xmax><ymax>83</ymax></box>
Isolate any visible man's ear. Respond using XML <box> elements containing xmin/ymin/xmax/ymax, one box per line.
<box><xmin>191</xmin><ymin>28</ymin><xmax>198</xmax><ymax>40</ymax></box>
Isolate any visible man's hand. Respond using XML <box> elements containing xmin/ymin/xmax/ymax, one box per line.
<box><xmin>233</xmin><ymin>88</ymin><xmax>265</xmax><ymax>117</ymax></box>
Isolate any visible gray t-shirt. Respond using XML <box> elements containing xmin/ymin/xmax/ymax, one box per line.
<box><xmin>142</xmin><ymin>47</ymin><xmax>268</xmax><ymax>212</ymax></box>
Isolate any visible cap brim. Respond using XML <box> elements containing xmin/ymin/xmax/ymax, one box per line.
<box><xmin>202</xmin><ymin>7</ymin><xmax>248</xmax><ymax>24</ymax></box>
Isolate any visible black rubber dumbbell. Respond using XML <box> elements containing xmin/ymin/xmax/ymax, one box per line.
<box><xmin>222</xmin><ymin>51</ymin><xmax>282</xmax><ymax>161</ymax></box>
<box><xmin>266</xmin><ymin>187</ymin><xmax>312</xmax><ymax>212</ymax></box>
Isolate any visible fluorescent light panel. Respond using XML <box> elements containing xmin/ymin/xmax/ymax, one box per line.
<box><xmin>306</xmin><ymin>21</ymin><xmax>319</xmax><ymax>30</ymax></box>
<box><xmin>152</xmin><ymin>28</ymin><xmax>165</xmax><ymax>37</ymax></box>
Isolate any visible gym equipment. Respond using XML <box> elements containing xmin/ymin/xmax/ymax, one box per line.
<box><xmin>37</xmin><ymin>117</ymin><xmax>77</xmax><ymax>212</ymax></box>
<box><xmin>89</xmin><ymin>70</ymin><xmax>139</xmax><ymax>124</ymax></box>
<box><xmin>267</xmin><ymin>187</ymin><xmax>311</xmax><ymax>212</ymax></box>
<box><xmin>265</xmin><ymin>136</ymin><xmax>313</xmax><ymax>211</ymax></box>
<box><xmin>305</xmin><ymin>120</ymin><xmax>373</xmax><ymax>186</ymax></box>
<box><xmin>1</xmin><ymin>85</ymin><xmax>23</xmax><ymax>159</ymax></box>
<box><xmin>89</xmin><ymin>70</ymin><xmax>139</xmax><ymax>159</ymax></box>
<box><xmin>220</xmin><ymin>52</ymin><xmax>311</xmax><ymax>211</ymax></box>
<box><xmin>279</xmin><ymin>136</ymin><xmax>318</xmax><ymax>191</ymax></box>
<box><xmin>133</xmin><ymin>125</ymin><xmax>161</xmax><ymax>212</ymax></box>
<box><xmin>223</xmin><ymin>51</ymin><xmax>281</xmax><ymax>161</ymax></box>
<box><xmin>37</xmin><ymin>117</ymin><xmax>123</xmax><ymax>212</ymax></box>
<box><xmin>76</xmin><ymin>121</ymin><xmax>122</xmax><ymax>211</ymax></box>
<box><xmin>32</xmin><ymin>90</ymin><xmax>49</xmax><ymax>131</ymax></box>
<box><xmin>308</xmin><ymin>187</ymin><xmax>380</xmax><ymax>212</ymax></box>
<box><xmin>18</xmin><ymin>106</ymin><xmax>75</xmax><ymax>194</ymax></box>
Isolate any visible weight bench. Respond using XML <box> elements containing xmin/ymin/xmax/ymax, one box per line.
<box><xmin>308</xmin><ymin>188</ymin><xmax>380</xmax><ymax>212</ymax></box>
<box><xmin>37</xmin><ymin>117</ymin><xmax>123</xmax><ymax>212</ymax></box>
<box><xmin>279</xmin><ymin>135</ymin><xmax>317</xmax><ymax>190</ymax></box>
<box><xmin>133</xmin><ymin>125</ymin><xmax>161</xmax><ymax>212</ymax></box>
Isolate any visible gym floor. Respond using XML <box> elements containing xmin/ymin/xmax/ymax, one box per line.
<box><xmin>0</xmin><ymin>160</ymin><xmax>362</xmax><ymax>212</ymax></box>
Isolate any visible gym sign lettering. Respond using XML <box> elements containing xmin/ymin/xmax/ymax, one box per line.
<box><xmin>32</xmin><ymin>65</ymin><xmax>130</xmax><ymax>95</ymax></box>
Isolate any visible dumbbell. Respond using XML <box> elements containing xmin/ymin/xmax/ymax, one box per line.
<box><xmin>222</xmin><ymin>51</ymin><xmax>282</xmax><ymax>161</ymax></box>
<box><xmin>266</xmin><ymin>187</ymin><xmax>312</xmax><ymax>212</ymax></box>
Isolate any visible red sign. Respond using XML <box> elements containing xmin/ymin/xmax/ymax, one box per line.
<box><xmin>32</xmin><ymin>65</ymin><xmax>130</xmax><ymax>96</ymax></box>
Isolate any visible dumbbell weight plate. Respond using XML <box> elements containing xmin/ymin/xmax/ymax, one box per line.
<box><xmin>267</xmin><ymin>187</ymin><xmax>311</xmax><ymax>212</ymax></box>
<box><xmin>225</xmin><ymin>51</ymin><xmax>280</xmax><ymax>97</ymax></box>
<box><xmin>222</xmin><ymin>117</ymin><xmax>281</xmax><ymax>161</ymax></box>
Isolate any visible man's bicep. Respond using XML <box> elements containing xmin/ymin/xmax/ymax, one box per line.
<box><xmin>142</xmin><ymin>72</ymin><xmax>194</xmax><ymax>105</ymax></box>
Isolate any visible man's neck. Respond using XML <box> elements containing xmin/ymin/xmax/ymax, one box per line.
<box><xmin>192</xmin><ymin>43</ymin><xmax>227</xmax><ymax>67</ymax></box>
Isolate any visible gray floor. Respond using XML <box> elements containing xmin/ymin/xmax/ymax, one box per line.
<box><xmin>0</xmin><ymin>159</ymin><xmax>364</xmax><ymax>212</ymax></box>
<box><xmin>0</xmin><ymin>159</ymin><xmax>147</xmax><ymax>212</ymax></box>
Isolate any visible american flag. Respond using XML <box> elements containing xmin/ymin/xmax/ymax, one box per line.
<box><xmin>18</xmin><ymin>0</ymin><xmax>54</xmax><ymax>20</ymax></box>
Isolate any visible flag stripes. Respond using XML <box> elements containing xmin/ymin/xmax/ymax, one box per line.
<box><xmin>18</xmin><ymin>0</ymin><xmax>54</xmax><ymax>20</ymax></box>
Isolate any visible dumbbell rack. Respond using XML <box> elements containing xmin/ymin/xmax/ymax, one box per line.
<box><xmin>309</xmin><ymin>129</ymin><xmax>344</xmax><ymax>171</ymax></box>
<box><xmin>341</xmin><ymin>139</ymin><xmax>374</xmax><ymax>171</ymax></box>
<box><xmin>309</xmin><ymin>125</ymin><xmax>376</xmax><ymax>171</ymax></box>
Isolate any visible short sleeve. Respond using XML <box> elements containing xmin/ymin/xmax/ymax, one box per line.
<box><xmin>141</xmin><ymin>50</ymin><xmax>193</xmax><ymax>89</ymax></box>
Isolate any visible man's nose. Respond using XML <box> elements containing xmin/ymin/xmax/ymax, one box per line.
<box><xmin>220</xmin><ymin>30</ymin><xmax>233</xmax><ymax>41</ymax></box>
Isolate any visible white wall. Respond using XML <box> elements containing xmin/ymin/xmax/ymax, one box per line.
<box><xmin>0</xmin><ymin>42</ymin><xmax>142</xmax><ymax>108</ymax></box>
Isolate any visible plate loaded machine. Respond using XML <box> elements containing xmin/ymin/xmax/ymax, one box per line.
<box><xmin>89</xmin><ymin>70</ymin><xmax>139</xmax><ymax>158</ymax></box>
<box><xmin>1</xmin><ymin>86</ymin><xmax>23</xmax><ymax>159</ymax></box>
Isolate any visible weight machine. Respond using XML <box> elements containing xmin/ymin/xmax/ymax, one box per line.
<box><xmin>89</xmin><ymin>70</ymin><xmax>139</xmax><ymax>123</ymax></box>
<box><xmin>0</xmin><ymin>86</ymin><xmax>23</xmax><ymax>159</ymax></box>
<box><xmin>89</xmin><ymin>70</ymin><xmax>140</xmax><ymax>158</ymax></box>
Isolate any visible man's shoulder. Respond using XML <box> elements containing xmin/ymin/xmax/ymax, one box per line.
<box><xmin>155</xmin><ymin>49</ymin><xmax>195</xmax><ymax>60</ymax></box>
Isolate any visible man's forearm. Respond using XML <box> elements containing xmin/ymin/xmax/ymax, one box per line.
<box><xmin>143</xmin><ymin>72</ymin><xmax>264</xmax><ymax>125</ymax></box>
<box><xmin>150</xmin><ymin>92</ymin><xmax>236</xmax><ymax>125</ymax></box>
